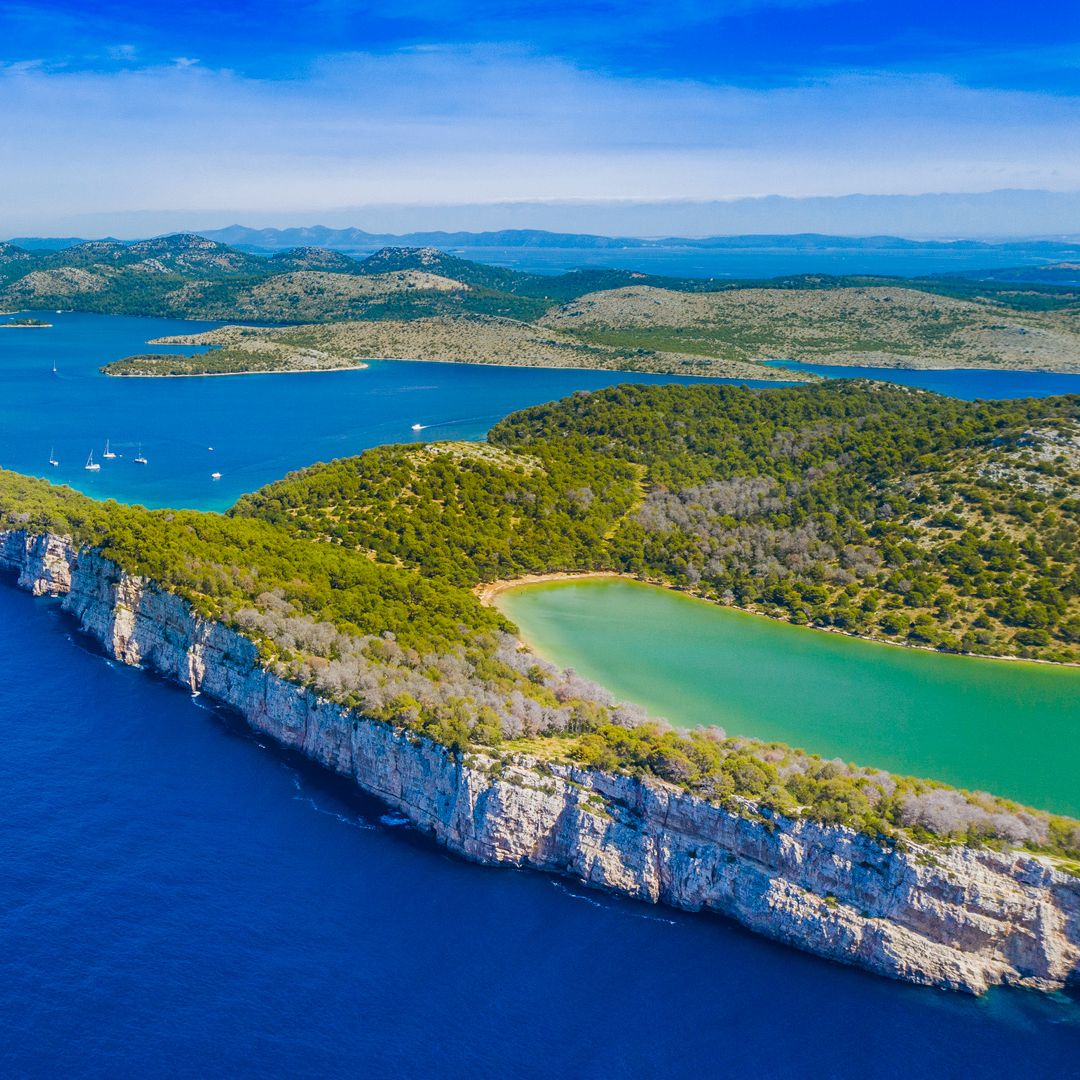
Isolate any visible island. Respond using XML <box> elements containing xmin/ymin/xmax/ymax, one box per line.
<box><xmin>4</xmin><ymin>232</ymin><xmax>1080</xmax><ymax>376</ymax></box>
<box><xmin>102</xmin><ymin>346</ymin><xmax>368</xmax><ymax>377</ymax></box>
<box><xmin>1</xmin><ymin>316</ymin><xmax>52</xmax><ymax>328</ymax></box>
<box><xmin>112</xmin><ymin>317</ymin><xmax>791</xmax><ymax>381</ymax></box>
<box><xmin>1</xmin><ymin>380</ymin><xmax>1077</xmax><ymax>994</ymax></box>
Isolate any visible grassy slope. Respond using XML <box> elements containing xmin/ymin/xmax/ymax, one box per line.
<box><xmin>107</xmin><ymin>317</ymin><xmax>786</xmax><ymax>381</ymax></box>
<box><xmin>541</xmin><ymin>285</ymin><xmax>1080</xmax><ymax>371</ymax></box>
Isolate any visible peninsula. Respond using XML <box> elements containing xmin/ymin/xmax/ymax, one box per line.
<box><xmin>1</xmin><ymin>380</ymin><xmax>1077</xmax><ymax>994</ymax></box>
<box><xmin>107</xmin><ymin>317</ymin><xmax>785</xmax><ymax>381</ymax></box>
<box><xmin>104</xmin><ymin>348</ymin><xmax>368</xmax><ymax>377</ymax></box>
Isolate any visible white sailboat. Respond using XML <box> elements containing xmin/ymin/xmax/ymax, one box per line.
<box><xmin>134</xmin><ymin>444</ymin><xmax>148</xmax><ymax>465</ymax></box>
<box><xmin>48</xmin><ymin>447</ymin><xmax>59</xmax><ymax>467</ymax></box>
<box><xmin>102</xmin><ymin>439</ymin><xmax>117</xmax><ymax>459</ymax></box>
<box><xmin>84</xmin><ymin>451</ymin><xmax>100</xmax><ymax>472</ymax></box>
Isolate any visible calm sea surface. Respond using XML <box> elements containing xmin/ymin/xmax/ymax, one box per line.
<box><xmin>442</xmin><ymin>244</ymin><xmax>1080</xmax><ymax>280</ymax></box>
<box><xmin>497</xmin><ymin>580</ymin><xmax>1080</xmax><ymax>816</ymax></box>
<box><xmin>2</xmin><ymin>314</ymin><xmax>1079</xmax><ymax>1074</ymax></box>
<box><xmin>767</xmin><ymin>360</ymin><xmax>1080</xmax><ymax>400</ymax></box>
<box><xmin>0</xmin><ymin>312</ymin><xmax>719</xmax><ymax>510</ymax></box>
<box><xmin>1</xmin><ymin>586</ymin><xmax>1078</xmax><ymax>1078</ymax></box>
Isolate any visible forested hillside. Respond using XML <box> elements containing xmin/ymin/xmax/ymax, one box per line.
<box><xmin>3</xmin><ymin>380</ymin><xmax>1080</xmax><ymax>861</ymax></box>
<box><xmin>237</xmin><ymin>382</ymin><xmax>1080</xmax><ymax>663</ymax></box>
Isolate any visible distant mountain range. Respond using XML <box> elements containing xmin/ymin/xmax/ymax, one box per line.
<box><xmin>23</xmin><ymin>187</ymin><xmax>1080</xmax><ymax>240</ymax></box>
<box><xmin>10</xmin><ymin>227</ymin><xmax>1080</xmax><ymax>257</ymax></box>
<box><xmin>199</xmin><ymin>227</ymin><xmax>1080</xmax><ymax>255</ymax></box>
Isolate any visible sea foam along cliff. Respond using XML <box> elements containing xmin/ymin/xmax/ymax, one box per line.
<box><xmin>2</xmin><ymin>527</ymin><xmax>1078</xmax><ymax>996</ymax></box>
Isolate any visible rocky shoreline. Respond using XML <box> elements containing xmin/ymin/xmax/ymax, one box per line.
<box><xmin>2</xmin><ymin>526</ymin><xmax>1078</xmax><ymax>996</ymax></box>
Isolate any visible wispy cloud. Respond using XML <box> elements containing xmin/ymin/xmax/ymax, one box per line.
<box><xmin>1</xmin><ymin>38</ymin><xmax>1078</xmax><ymax>232</ymax></box>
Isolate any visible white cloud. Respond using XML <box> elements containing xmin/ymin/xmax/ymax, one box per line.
<box><xmin>1</xmin><ymin>45</ymin><xmax>1078</xmax><ymax>232</ymax></box>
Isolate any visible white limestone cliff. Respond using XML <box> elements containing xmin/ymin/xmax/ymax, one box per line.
<box><xmin>2</xmin><ymin>528</ymin><xmax>1078</xmax><ymax>996</ymax></box>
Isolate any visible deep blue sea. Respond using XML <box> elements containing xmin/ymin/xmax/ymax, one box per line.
<box><xmin>2</xmin><ymin>586</ymin><xmax>1078</xmax><ymax>1079</ymax></box>
<box><xmin>2</xmin><ymin>314</ymin><xmax>1080</xmax><ymax>1076</ymax></box>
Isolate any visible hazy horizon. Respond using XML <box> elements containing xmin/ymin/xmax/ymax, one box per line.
<box><xmin>3</xmin><ymin>2</ymin><xmax>1079</xmax><ymax>237</ymax></box>
<box><xmin>7</xmin><ymin>189</ymin><xmax>1080</xmax><ymax>243</ymax></box>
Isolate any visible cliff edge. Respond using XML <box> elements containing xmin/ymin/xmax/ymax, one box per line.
<box><xmin>2</xmin><ymin>527</ymin><xmax>1078</xmax><ymax>996</ymax></box>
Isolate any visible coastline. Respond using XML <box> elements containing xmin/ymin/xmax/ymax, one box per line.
<box><xmin>771</xmin><ymin>356</ymin><xmax>1080</xmax><ymax>375</ymax></box>
<box><xmin>484</xmin><ymin>570</ymin><xmax>1080</xmax><ymax>669</ymax></box>
<box><xmin>358</xmin><ymin>353</ymin><xmax>802</xmax><ymax>382</ymax></box>
<box><xmin>104</xmin><ymin>362</ymin><xmax>369</xmax><ymax>378</ymax></box>
<box><xmin>146</xmin><ymin>330</ymin><xmax>807</xmax><ymax>383</ymax></box>
<box><xmin>475</xmin><ymin>569</ymin><xmax>628</xmax><ymax>604</ymax></box>
<box><xmin>1</xmin><ymin>527</ymin><xmax>1077</xmax><ymax>995</ymax></box>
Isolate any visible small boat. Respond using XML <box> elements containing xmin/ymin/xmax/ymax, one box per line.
<box><xmin>84</xmin><ymin>451</ymin><xmax>100</xmax><ymax>472</ymax></box>
<box><xmin>410</xmin><ymin>423</ymin><xmax>424</xmax><ymax>431</ymax></box>
<box><xmin>211</xmin><ymin>471</ymin><xmax>222</xmax><ymax>480</ymax></box>
<box><xmin>48</xmin><ymin>448</ymin><xmax>59</xmax><ymax>467</ymax></box>
<box><xmin>134</xmin><ymin>444</ymin><xmax>148</xmax><ymax>465</ymax></box>
<box><xmin>102</xmin><ymin>439</ymin><xmax>117</xmax><ymax>460</ymax></box>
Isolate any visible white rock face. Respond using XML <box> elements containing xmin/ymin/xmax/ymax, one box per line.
<box><xmin>2</xmin><ymin>529</ymin><xmax>1078</xmax><ymax>995</ymax></box>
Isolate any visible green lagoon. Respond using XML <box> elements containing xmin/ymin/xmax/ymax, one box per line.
<box><xmin>497</xmin><ymin>579</ymin><xmax>1080</xmax><ymax>817</ymax></box>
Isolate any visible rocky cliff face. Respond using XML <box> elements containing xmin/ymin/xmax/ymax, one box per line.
<box><xmin>2</xmin><ymin>528</ymin><xmax>1078</xmax><ymax>996</ymax></box>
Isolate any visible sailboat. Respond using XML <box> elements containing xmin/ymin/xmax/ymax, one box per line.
<box><xmin>134</xmin><ymin>444</ymin><xmax>148</xmax><ymax>465</ymax></box>
<box><xmin>48</xmin><ymin>448</ymin><xmax>59</xmax><ymax>467</ymax></box>
<box><xmin>102</xmin><ymin>439</ymin><xmax>117</xmax><ymax>459</ymax></box>
<box><xmin>84</xmin><ymin>451</ymin><xmax>100</xmax><ymax>472</ymax></box>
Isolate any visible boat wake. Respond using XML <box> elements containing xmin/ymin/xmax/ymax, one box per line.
<box><xmin>284</xmin><ymin>768</ymin><xmax>377</xmax><ymax>830</ymax></box>
<box><xmin>293</xmin><ymin>794</ymin><xmax>377</xmax><ymax>831</ymax></box>
<box><xmin>549</xmin><ymin>880</ymin><xmax>677</xmax><ymax>925</ymax></box>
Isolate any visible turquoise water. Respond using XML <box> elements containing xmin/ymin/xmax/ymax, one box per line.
<box><xmin>498</xmin><ymin>580</ymin><xmax>1080</xmax><ymax>816</ymax></box>
<box><xmin>0</xmin><ymin>311</ymin><xmax>723</xmax><ymax>511</ymax></box>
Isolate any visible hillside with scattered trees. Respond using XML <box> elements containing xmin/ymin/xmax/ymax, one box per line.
<box><xmin>237</xmin><ymin>381</ymin><xmax>1080</xmax><ymax>663</ymax></box>
<box><xmin>5</xmin><ymin>233</ymin><xmax>1080</xmax><ymax>375</ymax></box>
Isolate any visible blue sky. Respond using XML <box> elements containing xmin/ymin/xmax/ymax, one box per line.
<box><xmin>2</xmin><ymin>0</ymin><xmax>1079</xmax><ymax>234</ymax></box>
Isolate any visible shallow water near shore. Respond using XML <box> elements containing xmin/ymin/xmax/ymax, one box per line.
<box><xmin>497</xmin><ymin>579</ymin><xmax>1080</xmax><ymax>817</ymax></box>
<box><xmin>1</xmin><ymin>583</ymin><xmax>1078</xmax><ymax>1078</ymax></box>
